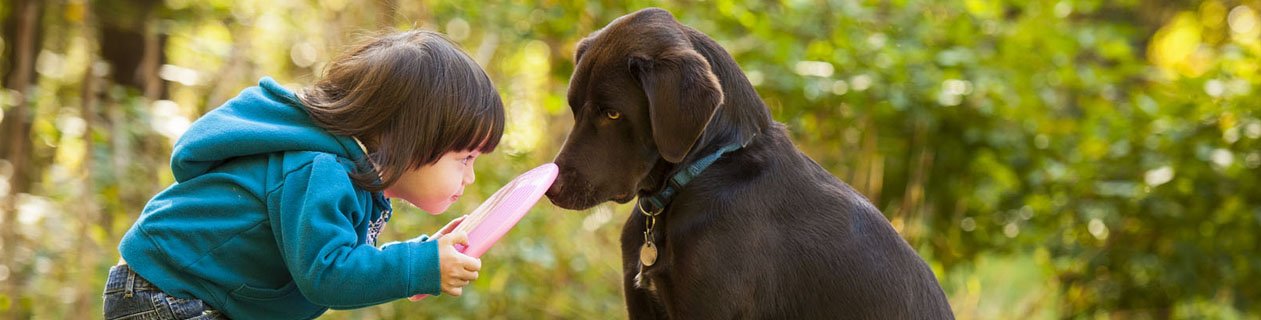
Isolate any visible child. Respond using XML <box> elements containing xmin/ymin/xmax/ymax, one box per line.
<box><xmin>104</xmin><ymin>30</ymin><xmax>502</xmax><ymax>319</ymax></box>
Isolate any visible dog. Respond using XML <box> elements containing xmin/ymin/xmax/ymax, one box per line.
<box><xmin>545</xmin><ymin>8</ymin><xmax>954</xmax><ymax>319</ymax></box>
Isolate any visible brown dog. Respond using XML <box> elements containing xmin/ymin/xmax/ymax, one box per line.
<box><xmin>546</xmin><ymin>8</ymin><xmax>953</xmax><ymax>319</ymax></box>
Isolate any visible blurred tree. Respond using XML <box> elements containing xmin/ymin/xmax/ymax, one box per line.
<box><xmin>1</xmin><ymin>0</ymin><xmax>44</xmax><ymax>318</ymax></box>
<box><xmin>94</xmin><ymin>0</ymin><xmax>168</xmax><ymax>99</ymax></box>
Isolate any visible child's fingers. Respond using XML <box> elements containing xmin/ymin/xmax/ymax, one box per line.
<box><xmin>442</xmin><ymin>215</ymin><xmax>467</xmax><ymax>234</ymax></box>
<box><xmin>450</xmin><ymin>263</ymin><xmax>478</xmax><ymax>280</ymax></box>
<box><xmin>437</xmin><ymin>231</ymin><xmax>467</xmax><ymax>248</ymax></box>
<box><xmin>447</xmin><ymin>231</ymin><xmax>469</xmax><ymax>246</ymax></box>
<box><xmin>463</xmin><ymin>256</ymin><xmax>482</xmax><ymax>272</ymax></box>
<box><xmin>446</xmin><ymin>277</ymin><xmax>469</xmax><ymax>288</ymax></box>
<box><xmin>464</xmin><ymin>271</ymin><xmax>479</xmax><ymax>281</ymax></box>
<box><xmin>444</xmin><ymin>286</ymin><xmax>463</xmax><ymax>297</ymax></box>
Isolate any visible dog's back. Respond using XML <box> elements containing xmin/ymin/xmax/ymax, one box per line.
<box><xmin>666</xmin><ymin>123</ymin><xmax>952</xmax><ymax>319</ymax></box>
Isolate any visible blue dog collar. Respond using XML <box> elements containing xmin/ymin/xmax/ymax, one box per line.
<box><xmin>637</xmin><ymin>135</ymin><xmax>755</xmax><ymax>214</ymax></box>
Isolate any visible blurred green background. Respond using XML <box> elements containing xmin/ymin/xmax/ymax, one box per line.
<box><xmin>1</xmin><ymin>0</ymin><xmax>1259</xmax><ymax>319</ymax></box>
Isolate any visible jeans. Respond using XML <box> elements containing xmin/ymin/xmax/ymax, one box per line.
<box><xmin>103</xmin><ymin>264</ymin><xmax>228</xmax><ymax>320</ymax></box>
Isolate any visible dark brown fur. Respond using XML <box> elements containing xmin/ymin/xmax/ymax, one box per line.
<box><xmin>546</xmin><ymin>8</ymin><xmax>953</xmax><ymax>319</ymax></box>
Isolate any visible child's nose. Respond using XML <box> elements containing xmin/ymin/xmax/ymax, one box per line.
<box><xmin>463</xmin><ymin>165</ymin><xmax>475</xmax><ymax>185</ymax></box>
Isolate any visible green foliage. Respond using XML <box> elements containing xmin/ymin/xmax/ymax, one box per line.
<box><xmin>2</xmin><ymin>0</ymin><xmax>1259</xmax><ymax>319</ymax></box>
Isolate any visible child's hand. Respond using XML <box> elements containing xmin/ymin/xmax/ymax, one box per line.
<box><xmin>431</xmin><ymin>215</ymin><xmax>467</xmax><ymax>240</ymax></box>
<box><xmin>437</xmin><ymin>231</ymin><xmax>481</xmax><ymax>297</ymax></box>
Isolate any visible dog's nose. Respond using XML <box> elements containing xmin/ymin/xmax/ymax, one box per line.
<box><xmin>545</xmin><ymin>178</ymin><xmax>564</xmax><ymax>199</ymax></box>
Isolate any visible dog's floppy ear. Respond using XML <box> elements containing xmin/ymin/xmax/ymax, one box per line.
<box><xmin>575</xmin><ymin>37</ymin><xmax>593</xmax><ymax>62</ymax></box>
<box><xmin>629</xmin><ymin>48</ymin><xmax>723</xmax><ymax>163</ymax></box>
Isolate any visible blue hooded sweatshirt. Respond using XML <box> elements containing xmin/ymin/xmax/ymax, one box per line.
<box><xmin>119</xmin><ymin>77</ymin><xmax>441</xmax><ymax>319</ymax></box>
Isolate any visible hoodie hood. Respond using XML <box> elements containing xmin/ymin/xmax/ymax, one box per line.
<box><xmin>170</xmin><ymin>77</ymin><xmax>365</xmax><ymax>182</ymax></box>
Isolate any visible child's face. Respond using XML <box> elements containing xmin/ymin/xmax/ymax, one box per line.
<box><xmin>384</xmin><ymin>150</ymin><xmax>479</xmax><ymax>214</ymax></box>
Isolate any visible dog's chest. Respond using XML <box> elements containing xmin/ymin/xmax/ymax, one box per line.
<box><xmin>632</xmin><ymin>240</ymin><xmax>679</xmax><ymax>302</ymax></box>
<box><xmin>634</xmin><ymin>263</ymin><xmax>660</xmax><ymax>292</ymax></box>
<box><xmin>635</xmin><ymin>263</ymin><xmax>674</xmax><ymax>305</ymax></box>
<box><xmin>631</xmin><ymin>237</ymin><xmax>667</xmax><ymax>295</ymax></box>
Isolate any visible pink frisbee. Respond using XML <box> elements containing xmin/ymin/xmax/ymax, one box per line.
<box><xmin>453</xmin><ymin>162</ymin><xmax>558</xmax><ymax>258</ymax></box>
<box><xmin>411</xmin><ymin>163</ymin><xmax>557</xmax><ymax>301</ymax></box>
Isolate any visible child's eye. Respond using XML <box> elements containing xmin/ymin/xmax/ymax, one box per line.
<box><xmin>460</xmin><ymin>155</ymin><xmax>475</xmax><ymax>165</ymax></box>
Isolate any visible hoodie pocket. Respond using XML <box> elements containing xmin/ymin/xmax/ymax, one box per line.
<box><xmin>230</xmin><ymin>281</ymin><xmax>299</xmax><ymax>301</ymax></box>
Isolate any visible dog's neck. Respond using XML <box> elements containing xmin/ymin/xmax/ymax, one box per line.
<box><xmin>637</xmin><ymin>102</ymin><xmax>767</xmax><ymax>197</ymax></box>
<box><xmin>637</xmin><ymin>138</ymin><xmax>750</xmax><ymax>213</ymax></box>
<box><xmin>688</xmin><ymin>30</ymin><xmax>772</xmax><ymax>160</ymax></box>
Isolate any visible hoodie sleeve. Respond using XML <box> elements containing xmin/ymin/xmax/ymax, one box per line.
<box><xmin>271</xmin><ymin>153</ymin><xmax>442</xmax><ymax>308</ymax></box>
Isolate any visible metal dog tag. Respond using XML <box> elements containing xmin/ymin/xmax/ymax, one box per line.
<box><xmin>639</xmin><ymin>242</ymin><xmax>658</xmax><ymax>266</ymax></box>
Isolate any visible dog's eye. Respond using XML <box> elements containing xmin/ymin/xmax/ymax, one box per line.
<box><xmin>604</xmin><ymin>109</ymin><xmax>622</xmax><ymax>120</ymax></box>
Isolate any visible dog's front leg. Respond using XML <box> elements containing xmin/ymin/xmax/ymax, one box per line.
<box><xmin>623</xmin><ymin>265</ymin><xmax>667</xmax><ymax>319</ymax></box>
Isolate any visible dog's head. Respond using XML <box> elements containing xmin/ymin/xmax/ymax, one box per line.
<box><xmin>546</xmin><ymin>8</ymin><xmax>725</xmax><ymax>210</ymax></box>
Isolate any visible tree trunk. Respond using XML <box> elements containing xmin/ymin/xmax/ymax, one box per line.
<box><xmin>73</xmin><ymin>0</ymin><xmax>103</xmax><ymax>317</ymax></box>
<box><xmin>95</xmin><ymin>0</ymin><xmax>166</xmax><ymax>98</ymax></box>
<box><xmin>203</xmin><ymin>21</ymin><xmax>254</xmax><ymax>113</ymax></box>
<box><xmin>139</xmin><ymin>15</ymin><xmax>163</xmax><ymax>101</ymax></box>
<box><xmin>93</xmin><ymin>0</ymin><xmax>166</xmax><ymax>221</ymax></box>
<box><xmin>1</xmin><ymin>0</ymin><xmax>44</xmax><ymax>318</ymax></box>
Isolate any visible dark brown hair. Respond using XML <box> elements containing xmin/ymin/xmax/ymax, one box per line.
<box><xmin>297</xmin><ymin>30</ymin><xmax>505</xmax><ymax>191</ymax></box>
